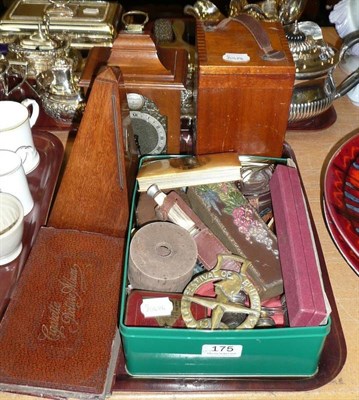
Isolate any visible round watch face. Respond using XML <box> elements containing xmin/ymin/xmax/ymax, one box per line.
<box><xmin>130</xmin><ymin>110</ymin><xmax>166</xmax><ymax>155</ymax></box>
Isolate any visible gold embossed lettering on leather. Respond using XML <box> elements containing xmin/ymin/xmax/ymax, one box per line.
<box><xmin>0</xmin><ymin>227</ymin><xmax>124</xmax><ymax>399</ymax></box>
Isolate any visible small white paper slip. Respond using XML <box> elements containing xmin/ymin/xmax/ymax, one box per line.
<box><xmin>222</xmin><ymin>53</ymin><xmax>250</xmax><ymax>63</ymax></box>
<box><xmin>201</xmin><ymin>344</ymin><xmax>243</xmax><ymax>358</ymax></box>
<box><xmin>140</xmin><ymin>297</ymin><xmax>173</xmax><ymax>318</ymax></box>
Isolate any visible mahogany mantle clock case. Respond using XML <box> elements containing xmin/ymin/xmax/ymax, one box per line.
<box><xmin>80</xmin><ymin>17</ymin><xmax>188</xmax><ymax>155</ymax></box>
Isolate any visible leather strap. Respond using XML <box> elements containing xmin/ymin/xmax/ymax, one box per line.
<box><xmin>216</xmin><ymin>14</ymin><xmax>285</xmax><ymax>61</ymax></box>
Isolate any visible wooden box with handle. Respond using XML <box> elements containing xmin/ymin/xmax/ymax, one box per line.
<box><xmin>195</xmin><ymin>15</ymin><xmax>295</xmax><ymax>157</ymax></box>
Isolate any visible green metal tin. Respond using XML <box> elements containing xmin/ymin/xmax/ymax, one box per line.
<box><xmin>120</xmin><ymin>321</ymin><xmax>330</xmax><ymax>376</ymax></box>
<box><xmin>119</xmin><ymin>155</ymin><xmax>331</xmax><ymax>377</ymax></box>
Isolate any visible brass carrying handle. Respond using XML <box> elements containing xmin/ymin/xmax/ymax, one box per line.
<box><xmin>121</xmin><ymin>10</ymin><xmax>149</xmax><ymax>33</ymax></box>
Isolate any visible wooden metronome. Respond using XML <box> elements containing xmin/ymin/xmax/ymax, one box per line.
<box><xmin>106</xmin><ymin>11</ymin><xmax>188</xmax><ymax>155</ymax></box>
<box><xmin>48</xmin><ymin>66</ymin><xmax>139</xmax><ymax>238</ymax></box>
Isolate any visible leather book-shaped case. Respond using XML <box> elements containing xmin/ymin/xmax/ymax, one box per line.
<box><xmin>0</xmin><ymin>226</ymin><xmax>124</xmax><ymax>399</ymax></box>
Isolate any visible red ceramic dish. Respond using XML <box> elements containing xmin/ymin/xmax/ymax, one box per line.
<box><xmin>324</xmin><ymin>133</ymin><xmax>359</xmax><ymax>264</ymax></box>
<box><xmin>323</xmin><ymin>200</ymin><xmax>359</xmax><ymax>275</ymax></box>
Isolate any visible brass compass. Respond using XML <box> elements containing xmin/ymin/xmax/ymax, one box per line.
<box><xmin>181</xmin><ymin>255</ymin><xmax>261</xmax><ymax>330</ymax></box>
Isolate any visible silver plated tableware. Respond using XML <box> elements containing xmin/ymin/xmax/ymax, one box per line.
<box><xmin>36</xmin><ymin>58</ymin><xmax>85</xmax><ymax>123</ymax></box>
<box><xmin>287</xmin><ymin>25</ymin><xmax>359</xmax><ymax>121</ymax></box>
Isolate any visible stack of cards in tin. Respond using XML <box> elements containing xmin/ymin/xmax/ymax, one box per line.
<box><xmin>136</xmin><ymin>152</ymin><xmax>242</xmax><ymax>192</ymax></box>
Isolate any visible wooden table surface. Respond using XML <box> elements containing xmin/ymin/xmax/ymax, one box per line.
<box><xmin>0</xmin><ymin>28</ymin><xmax>358</xmax><ymax>400</ymax></box>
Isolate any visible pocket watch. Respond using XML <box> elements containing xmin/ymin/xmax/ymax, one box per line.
<box><xmin>127</xmin><ymin>93</ymin><xmax>167</xmax><ymax>155</ymax></box>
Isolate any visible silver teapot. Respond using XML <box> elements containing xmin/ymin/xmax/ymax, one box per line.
<box><xmin>36</xmin><ymin>57</ymin><xmax>85</xmax><ymax>123</ymax></box>
<box><xmin>286</xmin><ymin>23</ymin><xmax>359</xmax><ymax>122</ymax></box>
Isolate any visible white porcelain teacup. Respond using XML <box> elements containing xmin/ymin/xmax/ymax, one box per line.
<box><xmin>0</xmin><ymin>99</ymin><xmax>40</xmax><ymax>174</ymax></box>
<box><xmin>0</xmin><ymin>149</ymin><xmax>34</xmax><ymax>215</ymax></box>
<box><xmin>0</xmin><ymin>192</ymin><xmax>24</xmax><ymax>265</ymax></box>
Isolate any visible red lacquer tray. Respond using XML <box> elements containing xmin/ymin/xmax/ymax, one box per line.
<box><xmin>287</xmin><ymin>106</ymin><xmax>337</xmax><ymax>131</ymax></box>
<box><xmin>0</xmin><ymin>130</ymin><xmax>64</xmax><ymax>318</ymax></box>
